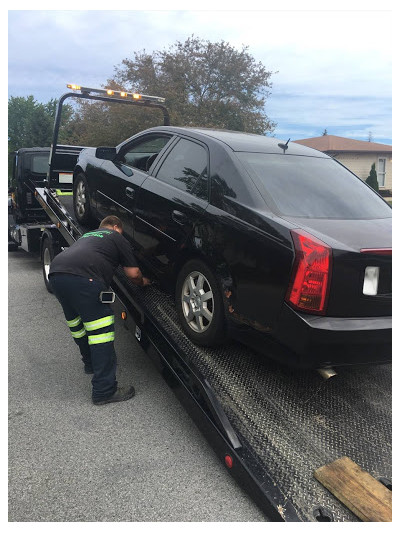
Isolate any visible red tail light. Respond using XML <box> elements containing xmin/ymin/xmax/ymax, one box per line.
<box><xmin>285</xmin><ymin>229</ymin><xmax>332</xmax><ymax>314</ymax></box>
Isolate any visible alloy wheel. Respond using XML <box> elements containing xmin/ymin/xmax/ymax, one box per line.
<box><xmin>181</xmin><ymin>270</ymin><xmax>214</xmax><ymax>333</ymax></box>
<box><xmin>75</xmin><ymin>180</ymin><xmax>86</xmax><ymax>218</ymax></box>
<box><xmin>43</xmin><ymin>246</ymin><xmax>51</xmax><ymax>282</ymax></box>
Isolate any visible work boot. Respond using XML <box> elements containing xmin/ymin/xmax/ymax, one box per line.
<box><xmin>92</xmin><ymin>386</ymin><xmax>135</xmax><ymax>406</ymax></box>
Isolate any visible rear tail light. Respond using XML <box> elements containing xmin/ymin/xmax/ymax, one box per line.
<box><xmin>285</xmin><ymin>229</ymin><xmax>332</xmax><ymax>314</ymax></box>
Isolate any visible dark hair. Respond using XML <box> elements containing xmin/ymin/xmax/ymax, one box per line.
<box><xmin>99</xmin><ymin>216</ymin><xmax>123</xmax><ymax>230</ymax></box>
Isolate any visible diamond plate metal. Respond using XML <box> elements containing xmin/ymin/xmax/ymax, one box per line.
<box><xmin>118</xmin><ymin>274</ymin><xmax>392</xmax><ymax>522</ymax></box>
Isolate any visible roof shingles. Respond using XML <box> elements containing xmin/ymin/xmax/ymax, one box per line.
<box><xmin>293</xmin><ymin>135</ymin><xmax>392</xmax><ymax>153</ymax></box>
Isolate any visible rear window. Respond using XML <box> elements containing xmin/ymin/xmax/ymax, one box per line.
<box><xmin>236</xmin><ymin>153</ymin><xmax>392</xmax><ymax>219</ymax></box>
<box><xmin>31</xmin><ymin>154</ymin><xmax>49</xmax><ymax>174</ymax></box>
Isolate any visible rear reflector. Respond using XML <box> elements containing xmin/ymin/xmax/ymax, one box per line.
<box><xmin>224</xmin><ymin>455</ymin><xmax>233</xmax><ymax>469</ymax></box>
<box><xmin>285</xmin><ymin>230</ymin><xmax>332</xmax><ymax>314</ymax></box>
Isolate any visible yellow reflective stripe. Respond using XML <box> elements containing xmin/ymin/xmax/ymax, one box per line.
<box><xmin>84</xmin><ymin>315</ymin><xmax>115</xmax><ymax>331</ymax></box>
<box><xmin>67</xmin><ymin>316</ymin><xmax>82</xmax><ymax>328</ymax></box>
<box><xmin>56</xmin><ymin>189</ymin><xmax>73</xmax><ymax>196</ymax></box>
<box><xmin>88</xmin><ymin>332</ymin><xmax>115</xmax><ymax>345</ymax></box>
<box><xmin>71</xmin><ymin>328</ymin><xmax>86</xmax><ymax>339</ymax></box>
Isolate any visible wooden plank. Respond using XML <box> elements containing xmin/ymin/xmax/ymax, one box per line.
<box><xmin>314</xmin><ymin>456</ymin><xmax>392</xmax><ymax>522</ymax></box>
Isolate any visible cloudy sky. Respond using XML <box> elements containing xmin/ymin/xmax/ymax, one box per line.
<box><xmin>7</xmin><ymin>4</ymin><xmax>392</xmax><ymax>144</ymax></box>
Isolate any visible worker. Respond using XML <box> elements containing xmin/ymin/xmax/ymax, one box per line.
<box><xmin>48</xmin><ymin>215</ymin><xmax>151</xmax><ymax>405</ymax></box>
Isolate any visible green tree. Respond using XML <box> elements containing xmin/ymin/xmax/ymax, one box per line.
<box><xmin>366</xmin><ymin>163</ymin><xmax>379</xmax><ymax>192</ymax></box>
<box><xmin>94</xmin><ymin>35</ymin><xmax>276</xmax><ymax>138</ymax></box>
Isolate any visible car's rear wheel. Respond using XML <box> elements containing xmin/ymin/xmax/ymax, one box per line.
<box><xmin>175</xmin><ymin>259</ymin><xmax>226</xmax><ymax>346</ymax></box>
<box><xmin>73</xmin><ymin>173</ymin><xmax>94</xmax><ymax>226</ymax></box>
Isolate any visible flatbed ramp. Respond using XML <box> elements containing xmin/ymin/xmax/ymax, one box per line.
<box><xmin>53</xmin><ymin>194</ymin><xmax>392</xmax><ymax>522</ymax></box>
<box><xmin>113</xmin><ymin>272</ymin><xmax>391</xmax><ymax>522</ymax></box>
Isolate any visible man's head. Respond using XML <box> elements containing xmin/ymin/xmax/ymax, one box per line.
<box><xmin>99</xmin><ymin>216</ymin><xmax>123</xmax><ymax>234</ymax></box>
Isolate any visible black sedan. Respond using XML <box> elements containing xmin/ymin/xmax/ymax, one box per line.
<box><xmin>72</xmin><ymin>126</ymin><xmax>392</xmax><ymax>368</ymax></box>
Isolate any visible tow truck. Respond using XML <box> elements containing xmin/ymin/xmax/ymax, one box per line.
<box><xmin>8</xmin><ymin>85</ymin><xmax>392</xmax><ymax>522</ymax></box>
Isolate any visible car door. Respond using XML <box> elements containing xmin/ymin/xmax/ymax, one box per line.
<box><xmin>133</xmin><ymin>136</ymin><xmax>210</xmax><ymax>277</ymax></box>
<box><xmin>95</xmin><ymin>133</ymin><xmax>173</xmax><ymax>242</ymax></box>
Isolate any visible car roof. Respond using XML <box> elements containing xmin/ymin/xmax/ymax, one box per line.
<box><xmin>146</xmin><ymin>126</ymin><xmax>330</xmax><ymax>157</ymax></box>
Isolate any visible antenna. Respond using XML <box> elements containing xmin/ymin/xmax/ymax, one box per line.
<box><xmin>278</xmin><ymin>138</ymin><xmax>291</xmax><ymax>153</ymax></box>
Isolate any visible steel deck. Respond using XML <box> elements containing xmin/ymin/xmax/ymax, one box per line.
<box><xmin>114</xmin><ymin>273</ymin><xmax>392</xmax><ymax>522</ymax></box>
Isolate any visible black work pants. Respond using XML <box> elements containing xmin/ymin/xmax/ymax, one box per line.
<box><xmin>49</xmin><ymin>273</ymin><xmax>117</xmax><ymax>401</ymax></box>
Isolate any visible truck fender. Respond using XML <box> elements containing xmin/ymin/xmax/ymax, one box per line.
<box><xmin>39</xmin><ymin>228</ymin><xmax>67</xmax><ymax>260</ymax></box>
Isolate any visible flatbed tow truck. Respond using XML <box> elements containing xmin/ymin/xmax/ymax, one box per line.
<box><xmin>8</xmin><ymin>86</ymin><xmax>392</xmax><ymax>522</ymax></box>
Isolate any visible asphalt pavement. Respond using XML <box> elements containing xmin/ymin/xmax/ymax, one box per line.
<box><xmin>8</xmin><ymin>249</ymin><xmax>265</xmax><ymax>522</ymax></box>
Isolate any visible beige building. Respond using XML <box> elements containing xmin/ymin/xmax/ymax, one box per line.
<box><xmin>293</xmin><ymin>135</ymin><xmax>392</xmax><ymax>196</ymax></box>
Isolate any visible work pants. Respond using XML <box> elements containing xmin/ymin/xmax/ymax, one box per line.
<box><xmin>49</xmin><ymin>273</ymin><xmax>117</xmax><ymax>401</ymax></box>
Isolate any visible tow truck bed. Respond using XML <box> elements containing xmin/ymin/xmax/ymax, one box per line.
<box><xmin>35</xmin><ymin>187</ymin><xmax>392</xmax><ymax>522</ymax></box>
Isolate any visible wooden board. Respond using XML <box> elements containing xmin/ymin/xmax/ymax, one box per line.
<box><xmin>314</xmin><ymin>456</ymin><xmax>392</xmax><ymax>522</ymax></box>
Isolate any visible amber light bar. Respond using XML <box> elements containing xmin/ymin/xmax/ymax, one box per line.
<box><xmin>66</xmin><ymin>84</ymin><xmax>166</xmax><ymax>103</ymax></box>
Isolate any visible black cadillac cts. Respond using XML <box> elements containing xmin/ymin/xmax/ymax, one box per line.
<box><xmin>72</xmin><ymin>126</ymin><xmax>392</xmax><ymax>368</ymax></box>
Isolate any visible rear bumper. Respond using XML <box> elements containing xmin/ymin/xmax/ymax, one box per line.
<box><xmin>274</xmin><ymin>304</ymin><xmax>392</xmax><ymax>367</ymax></box>
<box><xmin>229</xmin><ymin>304</ymin><xmax>391</xmax><ymax>368</ymax></box>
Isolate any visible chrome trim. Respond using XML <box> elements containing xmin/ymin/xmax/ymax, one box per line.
<box><xmin>136</xmin><ymin>215</ymin><xmax>176</xmax><ymax>242</ymax></box>
<box><xmin>97</xmin><ymin>190</ymin><xmax>133</xmax><ymax>215</ymax></box>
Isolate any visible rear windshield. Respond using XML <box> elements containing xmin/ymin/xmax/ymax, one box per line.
<box><xmin>236</xmin><ymin>153</ymin><xmax>392</xmax><ymax>219</ymax></box>
<box><xmin>31</xmin><ymin>154</ymin><xmax>49</xmax><ymax>174</ymax></box>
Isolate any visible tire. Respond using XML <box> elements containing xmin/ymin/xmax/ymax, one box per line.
<box><xmin>175</xmin><ymin>259</ymin><xmax>227</xmax><ymax>347</ymax></box>
<box><xmin>73</xmin><ymin>173</ymin><xmax>94</xmax><ymax>226</ymax></box>
<box><xmin>42</xmin><ymin>238</ymin><xmax>55</xmax><ymax>293</ymax></box>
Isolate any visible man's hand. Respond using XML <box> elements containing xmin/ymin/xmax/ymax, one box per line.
<box><xmin>123</xmin><ymin>266</ymin><xmax>153</xmax><ymax>287</ymax></box>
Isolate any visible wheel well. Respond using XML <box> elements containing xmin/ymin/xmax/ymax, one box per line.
<box><xmin>73</xmin><ymin>166</ymin><xmax>84</xmax><ymax>183</ymax></box>
<box><xmin>40</xmin><ymin>232</ymin><xmax>52</xmax><ymax>259</ymax></box>
<box><xmin>40</xmin><ymin>229</ymin><xmax>65</xmax><ymax>259</ymax></box>
<box><xmin>172</xmin><ymin>250</ymin><xmax>211</xmax><ymax>287</ymax></box>
<box><xmin>172</xmin><ymin>249</ymin><xmax>233</xmax><ymax>294</ymax></box>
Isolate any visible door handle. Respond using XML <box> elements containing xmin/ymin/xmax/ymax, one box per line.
<box><xmin>125</xmin><ymin>187</ymin><xmax>135</xmax><ymax>199</ymax></box>
<box><xmin>172</xmin><ymin>210</ymin><xmax>188</xmax><ymax>225</ymax></box>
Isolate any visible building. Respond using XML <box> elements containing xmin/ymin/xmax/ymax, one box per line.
<box><xmin>293</xmin><ymin>135</ymin><xmax>392</xmax><ymax>197</ymax></box>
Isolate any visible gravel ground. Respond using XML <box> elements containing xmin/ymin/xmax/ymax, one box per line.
<box><xmin>8</xmin><ymin>249</ymin><xmax>265</xmax><ymax>522</ymax></box>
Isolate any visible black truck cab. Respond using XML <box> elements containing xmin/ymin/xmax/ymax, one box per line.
<box><xmin>9</xmin><ymin>147</ymin><xmax>50</xmax><ymax>222</ymax></box>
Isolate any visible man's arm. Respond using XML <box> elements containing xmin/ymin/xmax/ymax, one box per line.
<box><xmin>123</xmin><ymin>266</ymin><xmax>152</xmax><ymax>286</ymax></box>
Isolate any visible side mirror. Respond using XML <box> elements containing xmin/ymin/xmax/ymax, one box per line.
<box><xmin>95</xmin><ymin>147</ymin><xmax>117</xmax><ymax>161</ymax></box>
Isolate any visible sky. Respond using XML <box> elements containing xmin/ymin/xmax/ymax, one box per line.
<box><xmin>6</xmin><ymin>3</ymin><xmax>393</xmax><ymax>145</ymax></box>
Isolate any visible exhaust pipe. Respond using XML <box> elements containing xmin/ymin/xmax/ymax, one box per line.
<box><xmin>317</xmin><ymin>367</ymin><xmax>337</xmax><ymax>380</ymax></box>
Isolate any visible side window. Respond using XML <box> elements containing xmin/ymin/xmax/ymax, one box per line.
<box><xmin>155</xmin><ymin>138</ymin><xmax>209</xmax><ymax>201</ymax></box>
<box><xmin>120</xmin><ymin>135</ymin><xmax>171</xmax><ymax>172</ymax></box>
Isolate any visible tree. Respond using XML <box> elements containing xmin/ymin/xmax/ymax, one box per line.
<box><xmin>366</xmin><ymin>163</ymin><xmax>379</xmax><ymax>192</ymax></box>
<box><xmin>103</xmin><ymin>36</ymin><xmax>276</xmax><ymax>136</ymax></box>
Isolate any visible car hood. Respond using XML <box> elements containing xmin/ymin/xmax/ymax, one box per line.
<box><xmin>281</xmin><ymin>216</ymin><xmax>392</xmax><ymax>252</ymax></box>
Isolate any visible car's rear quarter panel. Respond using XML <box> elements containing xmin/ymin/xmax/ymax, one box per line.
<box><xmin>204</xmin><ymin>140</ymin><xmax>295</xmax><ymax>333</ymax></box>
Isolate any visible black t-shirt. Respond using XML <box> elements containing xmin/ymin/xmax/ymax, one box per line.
<box><xmin>49</xmin><ymin>229</ymin><xmax>138</xmax><ymax>287</ymax></box>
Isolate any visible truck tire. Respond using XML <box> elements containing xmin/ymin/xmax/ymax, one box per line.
<box><xmin>73</xmin><ymin>173</ymin><xmax>94</xmax><ymax>226</ymax></box>
<box><xmin>42</xmin><ymin>237</ymin><xmax>56</xmax><ymax>293</ymax></box>
<box><xmin>175</xmin><ymin>259</ymin><xmax>227</xmax><ymax>347</ymax></box>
